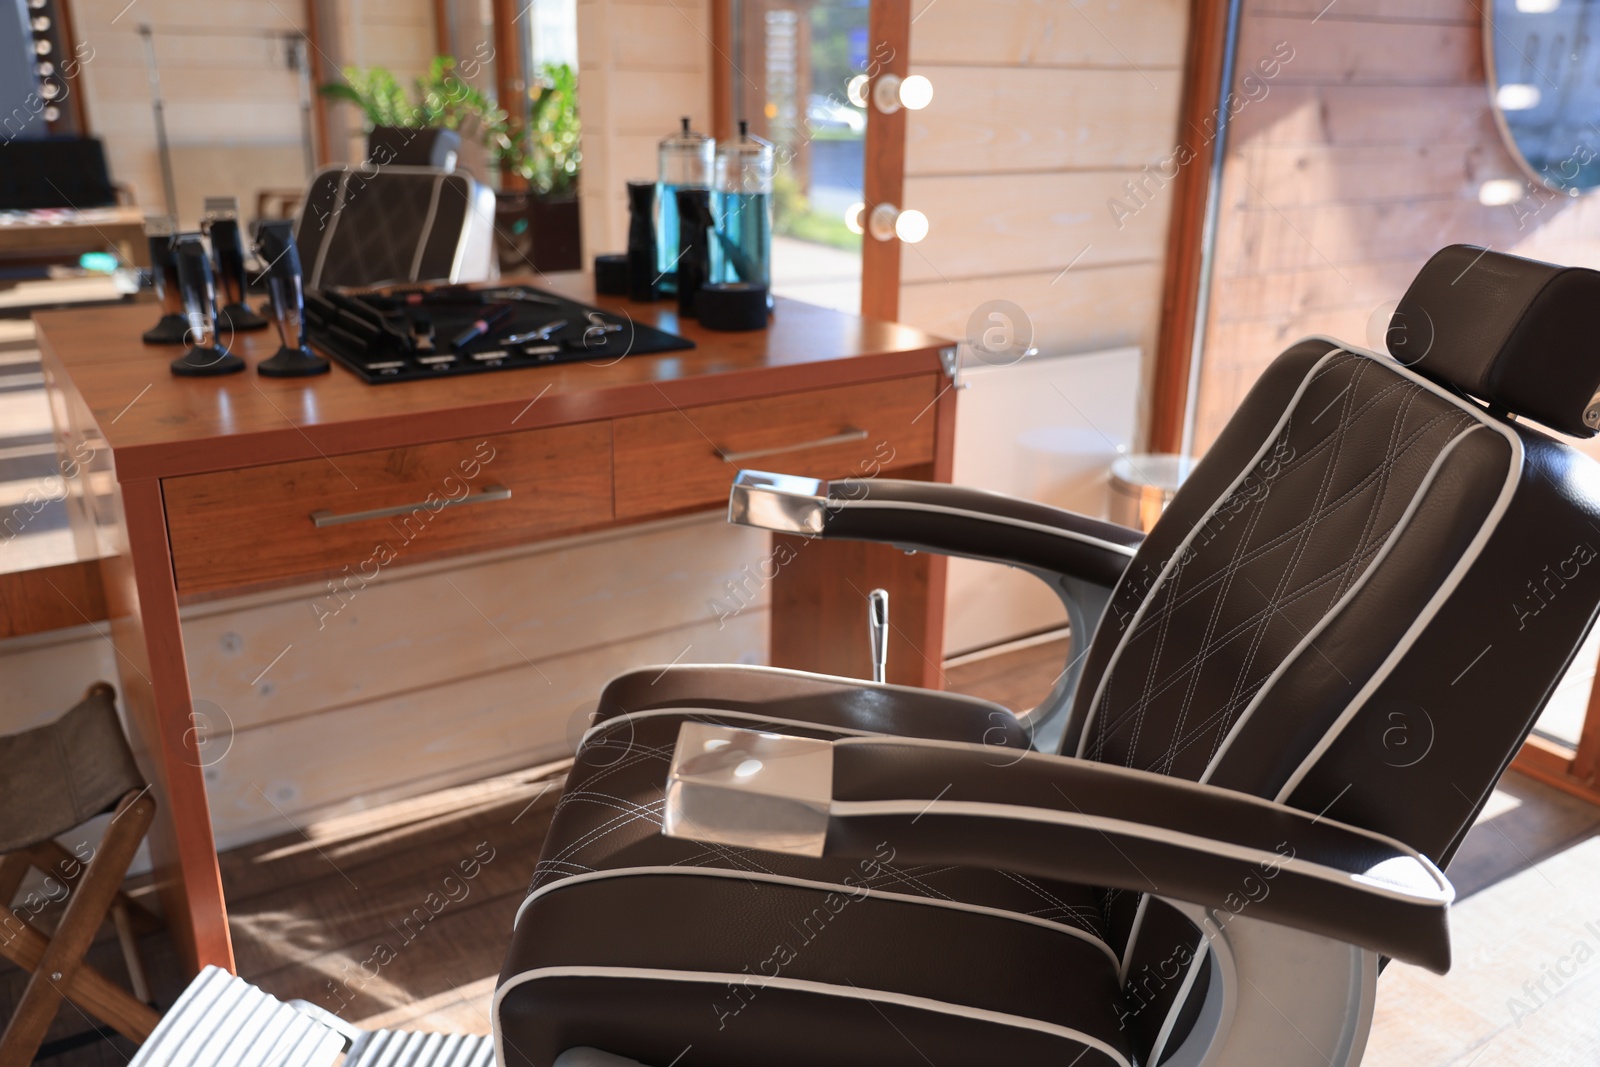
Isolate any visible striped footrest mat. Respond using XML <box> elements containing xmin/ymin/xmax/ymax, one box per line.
<box><xmin>128</xmin><ymin>966</ymin><xmax>494</xmax><ymax>1066</ymax></box>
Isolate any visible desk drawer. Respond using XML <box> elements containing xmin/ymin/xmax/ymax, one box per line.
<box><xmin>165</xmin><ymin>422</ymin><xmax>612</xmax><ymax>597</ymax></box>
<box><xmin>614</xmin><ymin>375</ymin><xmax>939</xmax><ymax>519</ymax></box>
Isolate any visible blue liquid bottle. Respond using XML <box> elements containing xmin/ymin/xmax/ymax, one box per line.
<box><xmin>655</xmin><ymin>117</ymin><xmax>714</xmax><ymax>296</ymax></box>
<box><xmin>710</xmin><ymin>120</ymin><xmax>774</xmax><ymax>289</ymax></box>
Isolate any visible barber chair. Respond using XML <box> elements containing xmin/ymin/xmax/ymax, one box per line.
<box><xmin>128</xmin><ymin>245</ymin><xmax>1600</xmax><ymax>1066</ymax></box>
<box><xmin>494</xmin><ymin>245</ymin><xmax>1600</xmax><ymax>1066</ymax></box>
<box><xmin>292</xmin><ymin>165</ymin><xmax>497</xmax><ymax>289</ymax></box>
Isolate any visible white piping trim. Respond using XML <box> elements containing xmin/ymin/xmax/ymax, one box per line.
<box><xmin>447</xmin><ymin>174</ymin><xmax>482</xmax><ymax>282</ymax></box>
<box><xmin>512</xmin><ymin>866</ymin><xmax>1120</xmax><ymax>967</ymax></box>
<box><xmin>1073</xmin><ymin>345</ymin><xmax>1350</xmax><ymax>759</ymax></box>
<box><xmin>306</xmin><ymin>167</ymin><xmax>350</xmax><ymax>290</ymax></box>
<box><xmin>491</xmin><ymin>967</ymin><xmax>1134</xmax><ymax>1067</ymax></box>
<box><xmin>826</xmin><ymin>498</ymin><xmax>1141</xmax><ymax>557</ymax></box>
<box><xmin>1145</xmin><ymin>941</ymin><xmax>1213</xmax><ymax>1067</ymax></box>
<box><xmin>828</xmin><ymin>732</ymin><xmax>1424</xmax><ymax>852</ymax></box>
<box><xmin>1198</xmin><ymin>423</ymin><xmax>1488</xmax><ymax>784</ymax></box>
<box><xmin>1119</xmin><ymin>894</ymin><xmax>1152</xmax><ymax>985</ymax></box>
<box><xmin>582</xmin><ymin>707</ymin><xmax>889</xmax><ymax>748</ymax></box>
<box><xmin>409</xmin><ymin>175</ymin><xmax>444</xmax><ymax>282</ymax></box>
<box><xmin>827</xmin><ymin>798</ymin><xmax>1453</xmax><ymax>904</ymax></box>
<box><xmin>595</xmin><ymin>661</ymin><xmax>1010</xmax><ymax>713</ymax></box>
<box><xmin>1275</xmin><ymin>338</ymin><xmax>1523</xmax><ymax>802</ymax></box>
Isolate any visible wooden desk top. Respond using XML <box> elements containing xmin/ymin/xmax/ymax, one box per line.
<box><xmin>35</xmin><ymin>273</ymin><xmax>951</xmax><ymax>482</ymax></box>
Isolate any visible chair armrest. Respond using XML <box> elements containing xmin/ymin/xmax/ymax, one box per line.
<box><xmin>729</xmin><ymin>470</ymin><xmax>1143</xmax><ymax>587</ymax></box>
<box><xmin>727</xmin><ymin>471</ymin><xmax>1146</xmax><ymax>752</ymax></box>
<box><xmin>662</xmin><ymin>724</ymin><xmax>1455</xmax><ymax>974</ymax></box>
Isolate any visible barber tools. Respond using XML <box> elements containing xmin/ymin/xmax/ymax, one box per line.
<box><xmin>675</xmin><ymin>187</ymin><xmax>714</xmax><ymax>318</ymax></box>
<box><xmin>169</xmin><ymin>233</ymin><xmax>245</xmax><ymax>377</ymax></box>
<box><xmin>201</xmin><ymin>197</ymin><xmax>269</xmax><ymax>332</ymax></box>
<box><xmin>253</xmin><ymin>220</ymin><xmax>329</xmax><ymax>378</ymax></box>
<box><xmin>626</xmin><ymin>181</ymin><xmax>659</xmax><ymax>302</ymax></box>
<box><xmin>449</xmin><ymin>302</ymin><xmax>516</xmax><ymax>351</ymax></box>
<box><xmin>303</xmin><ymin>284</ymin><xmax>693</xmax><ymax>383</ymax></box>
<box><xmin>141</xmin><ymin>216</ymin><xmax>189</xmax><ymax>344</ymax></box>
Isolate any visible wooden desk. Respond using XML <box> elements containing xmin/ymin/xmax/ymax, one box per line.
<box><xmin>35</xmin><ymin>275</ymin><xmax>958</xmax><ymax>975</ymax></box>
<box><xmin>0</xmin><ymin>207</ymin><xmax>148</xmax><ymax>267</ymax></box>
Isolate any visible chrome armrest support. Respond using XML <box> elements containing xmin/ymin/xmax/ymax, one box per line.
<box><xmin>728</xmin><ymin>470</ymin><xmax>1145</xmax><ymax>753</ymax></box>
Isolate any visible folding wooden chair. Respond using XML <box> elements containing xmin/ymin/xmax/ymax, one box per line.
<box><xmin>0</xmin><ymin>682</ymin><xmax>162</xmax><ymax>1064</ymax></box>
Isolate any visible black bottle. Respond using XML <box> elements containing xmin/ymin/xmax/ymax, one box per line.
<box><xmin>626</xmin><ymin>180</ymin><xmax>659</xmax><ymax>302</ymax></box>
<box><xmin>675</xmin><ymin>186</ymin><xmax>713</xmax><ymax>318</ymax></box>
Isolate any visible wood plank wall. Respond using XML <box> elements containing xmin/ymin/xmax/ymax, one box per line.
<box><xmin>0</xmin><ymin>513</ymin><xmax>769</xmax><ymax>849</ymax></box>
<box><xmin>66</xmin><ymin>0</ymin><xmax>437</xmax><ymax>223</ymax></box>
<box><xmin>68</xmin><ymin>0</ymin><xmax>309</xmax><ymax>222</ymax></box>
<box><xmin>575</xmin><ymin>0</ymin><xmax>714</xmax><ymax>259</ymax></box>
<box><xmin>898</xmin><ymin>0</ymin><xmax>1189</xmax><ymax>393</ymax></box>
<box><xmin>1194</xmin><ymin>0</ymin><xmax>1600</xmax><ymax>451</ymax></box>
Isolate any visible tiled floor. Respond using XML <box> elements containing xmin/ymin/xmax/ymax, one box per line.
<box><xmin>9</xmin><ymin>636</ymin><xmax>1600</xmax><ymax>1065</ymax></box>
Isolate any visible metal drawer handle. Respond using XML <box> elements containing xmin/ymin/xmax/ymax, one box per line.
<box><xmin>310</xmin><ymin>484</ymin><xmax>512</xmax><ymax>528</ymax></box>
<box><xmin>716</xmin><ymin>427</ymin><xmax>869</xmax><ymax>464</ymax></box>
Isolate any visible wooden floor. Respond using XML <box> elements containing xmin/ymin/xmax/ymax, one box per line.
<box><xmin>9</xmin><ymin>634</ymin><xmax>1600</xmax><ymax>1064</ymax></box>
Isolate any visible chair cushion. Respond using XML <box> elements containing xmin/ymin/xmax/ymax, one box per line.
<box><xmin>0</xmin><ymin>685</ymin><xmax>143</xmax><ymax>854</ymax></box>
<box><xmin>497</xmin><ymin>668</ymin><xmax>1133</xmax><ymax>1067</ymax></box>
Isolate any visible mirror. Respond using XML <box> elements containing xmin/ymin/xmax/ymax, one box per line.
<box><xmin>1487</xmin><ymin>0</ymin><xmax>1600</xmax><ymax>194</ymax></box>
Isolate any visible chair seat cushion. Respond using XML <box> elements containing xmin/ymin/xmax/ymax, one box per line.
<box><xmin>495</xmin><ymin>667</ymin><xmax>1133</xmax><ymax>1067</ymax></box>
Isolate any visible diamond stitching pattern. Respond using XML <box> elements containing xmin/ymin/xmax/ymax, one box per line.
<box><xmin>1083</xmin><ymin>352</ymin><xmax>1480</xmax><ymax>783</ymax></box>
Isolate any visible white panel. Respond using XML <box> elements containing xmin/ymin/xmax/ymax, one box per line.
<box><xmin>945</xmin><ymin>347</ymin><xmax>1141</xmax><ymax>655</ymax></box>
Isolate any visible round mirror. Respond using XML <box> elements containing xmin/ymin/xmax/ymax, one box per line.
<box><xmin>1486</xmin><ymin>0</ymin><xmax>1600</xmax><ymax>195</ymax></box>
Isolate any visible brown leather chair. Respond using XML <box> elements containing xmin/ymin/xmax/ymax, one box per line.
<box><xmin>0</xmin><ymin>683</ymin><xmax>160</xmax><ymax>1064</ymax></box>
<box><xmin>492</xmin><ymin>246</ymin><xmax>1600</xmax><ymax>1066</ymax></box>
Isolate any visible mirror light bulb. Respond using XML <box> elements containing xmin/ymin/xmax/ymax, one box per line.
<box><xmin>1496</xmin><ymin>83</ymin><xmax>1542</xmax><ymax>111</ymax></box>
<box><xmin>845</xmin><ymin>202</ymin><xmax>865</xmax><ymax>235</ymax></box>
<box><xmin>846</xmin><ymin>75</ymin><xmax>869</xmax><ymax>108</ymax></box>
<box><xmin>900</xmin><ymin>74</ymin><xmax>933</xmax><ymax>110</ymax></box>
<box><xmin>894</xmin><ymin>208</ymin><xmax>929</xmax><ymax>244</ymax></box>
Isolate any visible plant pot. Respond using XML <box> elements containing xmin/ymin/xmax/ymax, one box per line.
<box><xmin>492</xmin><ymin>192</ymin><xmax>583</xmax><ymax>275</ymax></box>
<box><xmin>528</xmin><ymin>194</ymin><xmax>583</xmax><ymax>273</ymax></box>
<box><xmin>494</xmin><ymin>191</ymin><xmax>536</xmax><ymax>273</ymax></box>
<box><xmin>366</xmin><ymin>125</ymin><xmax>460</xmax><ymax>169</ymax></box>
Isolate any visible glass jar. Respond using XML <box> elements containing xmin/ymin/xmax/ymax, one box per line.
<box><xmin>709</xmin><ymin>121</ymin><xmax>774</xmax><ymax>288</ymax></box>
<box><xmin>655</xmin><ymin>117</ymin><xmax>714</xmax><ymax>294</ymax></box>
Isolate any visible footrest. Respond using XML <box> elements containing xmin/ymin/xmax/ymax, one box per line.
<box><xmin>129</xmin><ymin>966</ymin><xmax>347</xmax><ymax>1066</ymax></box>
<box><xmin>346</xmin><ymin>1028</ymin><xmax>496</xmax><ymax>1065</ymax></box>
<box><xmin>128</xmin><ymin>965</ymin><xmax>497</xmax><ymax>1067</ymax></box>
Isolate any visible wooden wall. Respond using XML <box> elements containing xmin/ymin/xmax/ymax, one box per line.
<box><xmin>68</xmin><ymin>0</ymin><xmax>312</xmax><ymax>224</ymax></box>
<box><xmin>1194</xmin><ymin>0</ymin><xmax>1600</xmax><ymax>451</ymax></box>
<box><xmin>575</xmin><ymin>0</ymin><xmax>714</xmax><ymax>258</ymax></box>
<box><xmin>65</xmin><ymin>0</ymin><xmax>440</xmax><ymax>224</ymax></box>
<box><xmin>0</xmin><ymin>513</ymin><xmax>768</xmax><ymax>850</ymax></box>
<box><xmin>899</xmin><ymin>0</ymin><xmax>1189</xmax><ymax>390</ymax></box>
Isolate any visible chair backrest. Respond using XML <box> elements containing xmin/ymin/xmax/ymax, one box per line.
<box><xmin>0</xmin><ymin>138</ymin><xmax>117</xmax><ymax>211</ymax></box>
<box><xmin>1061</xmin><ymin>246</ymin><xmax>1600</xmax><ymax>1061</ymax></box>
<box><xmin>292</xmin><ymin>165</ymin><xmax>496</xmax><ymax>290</ymax></box>
<box><xmin>0</xmin><ymin>684</ymin><xmax>142</xmax><ymax>854</ymax></box>
<box><xmin>1069</xmin><ymin>245</ymin><xmax>1600</xmax><ymax>861</ymax></box>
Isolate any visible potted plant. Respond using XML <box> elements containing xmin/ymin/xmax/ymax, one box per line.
<box><xmin>506</xmin><ymin>62</ymin><xmax>583</xmax><ymax>272</ymax></box>
<box><xmin>320</xmin><ymin>56</ymin><xmax>519</xmax><ymax>174</ymax></box>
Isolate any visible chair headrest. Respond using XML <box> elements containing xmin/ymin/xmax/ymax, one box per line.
<box><xmin>1389</xmin><ymin>245</ymin><xmax>1600</xmax><ymax>438</ymax></box>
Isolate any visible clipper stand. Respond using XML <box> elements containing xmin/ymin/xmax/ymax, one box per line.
<box><xmin>141</xmin><ymin>216</ymin><xmax>190</xmax><ymax>344</ymax></box>
<box><xmin>253</xmin><ymin>221</ymin><xmax>329</xmax><ymax>377</ymax></box>
<box><xmin>169</xmin><ymin>233</ymin><xmax>245</xmax><ymax>377</ymax></box>
<box><xmin>202</xmin><ymin>197</ymin><xmax>269</xmax><ymax>332</ymax></box>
